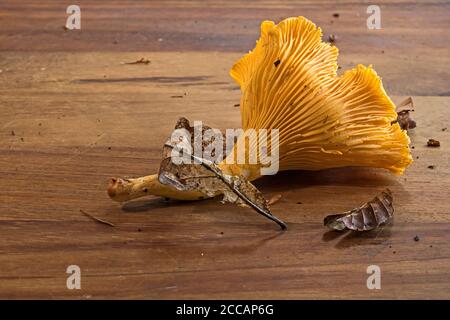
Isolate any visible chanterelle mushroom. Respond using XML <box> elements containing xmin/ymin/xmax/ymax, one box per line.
<box><xmin>108</xmin><ymin>16</ymin><xmax>412</xmax><ymax>203</ymax></box>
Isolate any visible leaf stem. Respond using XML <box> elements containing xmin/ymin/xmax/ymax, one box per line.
<box><xmin>164</xmin><ymin>143</ymin><xmax>287</xmax><ymax>230</ymax></box>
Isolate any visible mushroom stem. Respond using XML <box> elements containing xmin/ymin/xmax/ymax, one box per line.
<box><xmin>107</xmin><ymin>174</ymin><xmax>205</xmax><ymax>202</ymax></box>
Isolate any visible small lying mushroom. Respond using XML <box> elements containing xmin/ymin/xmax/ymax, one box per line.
<box><xmin>108</xmin><ymin>17</ymin><xmax>412</xmax><ymax>226</ymax></box>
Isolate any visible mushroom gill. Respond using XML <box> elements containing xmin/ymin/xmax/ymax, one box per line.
<box><xmin>219</xmin><ymin>16</ymin><xmax>412</xmax><ymax>181</ymax></box>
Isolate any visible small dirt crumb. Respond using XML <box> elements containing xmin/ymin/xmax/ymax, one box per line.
<box><xmin>428</xmin><ymin>165</ymin><xmax>435</xmax><ymax>169</ymax></box>
<box><xmin>171</xmin><ymin>95</ymin><xmax>184</xmax><ymax>98</ymax></box>
<box><xmin>332</xmin><ymin>13</ymin><xmax>340</xmax><ymax>18</ymax></box>
<box><xmin>427</xmin><ymin>139</ymin><xmax>440</xmax><ymax>147</ymax></box>
<box><xmin>274</xmin><ymin>59</ymin><xmax>281</xmax><ymax>67</ymax></box>
<box><xmin>234</xmin><ymin>103</ymin><xmax>240</xmax><ymax>107</ymax></box>
<box><xmin>327</xmin><ymin>34</ymin><xmax>336</xmax><ymax>43</ymax></box>
<box><xmin>381</xmin><ymin>50</ymin><xmax>385</xmax><ymax>54</ymax></box>
<box><xmin>138</xmin><ymin>228</ymin><xmax>142</xmax><ymax>232</ymax></box>
<box><xmin>429</xmin><ymin>245</ymin><xmax>433</xmax><ymax>248</ymax></box>
<box><xmin>220</xmin><ymin>231</ymin><xmax>224</xmax><ymax>235</ymax></box>
<box><xmin>11</xmin><ymin>130</ymin><xmax>15</xmax><ymax>136</ymax></box>
<box><xmin>442</xmin><ymin>128</ymin><xmax>447</xmax><ymax>131</ymax></box>
<box><xmin>296</xmin><ymin>201</ymin><xmax>303</xmax><ymax>204</ymax></box>
<box><xmin>393</xmin><ymin>251</ymin><xmax>396</xmax><ymax>254</ymax></box>
<box><xmin>108</xmin><ymin>147</ymin><xmax>111</xmax><ymax>150</ymax></box>
<box><xmin>414</xmin><ymin>235</ymin><xmax>420</xmax><ymax>242</ymax></box>
<box><xmin>20</xmin><ymin>137</ymin><xmax>24</xmax><ymax>142</ymax></box>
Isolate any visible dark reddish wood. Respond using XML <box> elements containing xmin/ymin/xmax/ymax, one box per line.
<box><xmin>0</xmin><ymin>1</ymin><xmax>449</xmax><ymax>299</ymax></box>
<box><xmin>1</xmin><ymin>1</ymin><xmax>449</xmax><ymax>95</ymax></box>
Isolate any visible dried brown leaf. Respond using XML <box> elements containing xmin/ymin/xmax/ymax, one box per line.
<box><xmin>324</xmin><ymin>189</ymin><xmax>394</xmax><ymax>231</ymax></box>
<box><xmin>158</xmin><ymin>118</ymin><xmax>287</xmax><ymax>229</ymax></box>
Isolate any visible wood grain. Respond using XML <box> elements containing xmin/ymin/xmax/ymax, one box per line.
<box><xmin>0</xmin><ymin>0</ymin><xmax>449</xmax><ymax>299</ymax></box>
<box><xmin>1</xmin><ymin>0</ymin><xmax>449</xmax><ymax>96</ymax></box>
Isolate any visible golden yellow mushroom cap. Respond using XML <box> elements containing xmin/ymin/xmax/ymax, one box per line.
<box><xmin>220</xmin><ymin>17</ymin><xmax>412</xmax><ymax>180</ymax></box>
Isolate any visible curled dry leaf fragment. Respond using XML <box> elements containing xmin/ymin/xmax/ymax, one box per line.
<box><xmin>395</xmin><ymin>97</ymin><xmax>416</xmax><ymax>130</ymax></box>
<box><xmin>324</xmin><ymin>189</ymin><xmax>394</xmax><ymax>231</ymax></box>
<box><xmin>396</xmin><ymin>110</ymin><xmax>416</xmax><ymax>130</ymax></box>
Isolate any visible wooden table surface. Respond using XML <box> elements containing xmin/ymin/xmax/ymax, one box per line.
<box><xmin>1</xmin><ymin>0</ymin><xmax>449</xmax><ymax>299</ymax></box>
